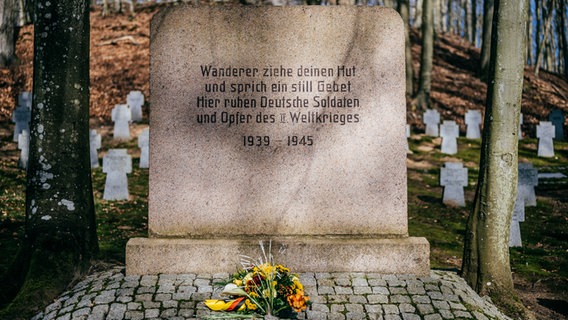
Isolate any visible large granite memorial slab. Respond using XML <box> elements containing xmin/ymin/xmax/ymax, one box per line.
<box><xmin>126</xmin><ymin>5</ymin><xmax>429</xmax><ymax>276</ymax></box>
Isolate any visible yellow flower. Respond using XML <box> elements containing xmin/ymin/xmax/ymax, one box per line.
<box><xmin>233</xmin><ymin>279</ymin><xmax>243</xmax><ymax>286</ymax></box>
<box><xmin>258</xmin><ymin>263</ymin><xmax>274</xmax><ymax>276</ymax></box>
<box><xmin>245</xmin><ymin>299</ymin><xmax>258</xmax><ymax>311</ymax></box>
<box><xmin>276</xmin><ymin>264</ymin><xmax>290</xmax><ymax>273</ymax></box>
<box><xmin>292</xmin><ymin>277</ymin><xmax>304</xmax><ymax>293</ymax></box>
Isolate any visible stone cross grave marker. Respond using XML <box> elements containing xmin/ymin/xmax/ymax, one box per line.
<box><xmin>18</xmin><ymin>130</ymin><xmax>30</xmax><ymax>169</ymax></box>
<box><xmin>465</xmin><ymin>110</ymin><xmax>482</xmax><ymax>139</ymax></box>
<box><xmin>127</xmin><ymin>91</ymin><xmax>145</xmax><ymax>122</ymax></box>
<box><xmin>126</xmin><ymin>6</ymin><xmax>430</xmax><ymax>276</ymax></box>
<box><xmin>103</xmin><ymin>149</ymin><xmax>132</xmax><ymax>200</ymax></box>
<box><xmin>112</xmin><ymin>104</ymin><xmax>131</xmax><ymax>140</ymax></box>
<box><xmin>18</xmin><ymin>91</ymin><xmax>32</xmax><ymax>109</ymax></box>
<box><xmin>440</xmin><ymin>162</ymin><xmax>468</xmax><ymax>207</ymax></box>
<box><xmin>518</xmin><ymin>162</ymin><xmax>538</xmax><ymax>207</ymax></box>
<box><xmin>440</xmin><ymin>120</ymin><xmax>459</xmax><ymax>154</ymax></box>
<box><xmin>549</xmin><ymin>109</ymin><xmax>564</xmax><ymax>141</ymax></box>
<box><xmin>90</xmin><ymin>129</ymin><xmax>102</xmax><ymax>168</ymax></box>
<box><xmin>423</xmin><ymin>109</ymin><xmax>440</xmax><ymax>136</ymax></box>
<box><xmin>138</xmin><ymin>128</ymin><xmax>149</xmax><ymax>168</ymax></box>
<box><xmin>509</xmin><ymin>202</ymin><xmax>522</xmax><ymax>247</ymax></box>
<box><xmin>536</xmin><ymin>121</ymin><xmax>555</xmax><ymax>157</ymax></box>
<box><xmin>12</xmin><ymin>104</ymin><xmax>31</xmax><ymax>142</ymax></box>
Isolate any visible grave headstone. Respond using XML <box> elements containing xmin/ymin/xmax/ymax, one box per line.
<box><xmin>126</xmin><ymin>6</ymin><xmax>429</xmax><ymax>276</ymax></box>
<box><xmin>518</xmin><ymin>113</ymin><xmax>523</xmax><ymax>140</ymax></box>
<box><xmin>12</xmin><ymin>105</ymin><xmax>31</xmax><ymax>142</ymax></box>
<box><xmin>103</xmin><ymin>149</ymin><xmax>132</xmax><ymax>200</ymax></box>
<box><xmin>127</xmin><ymin>91</ymin><xmax>145</xmax><ymax>122</ymax></box>
<box><xmin>90</xmin><ymin>129</ymin><xmax>102</xmax><ymax>168</ymax></box>
<box><xmin>465</xmin><ymin>110</ymin><xmax>482</xmax><ymax>139</ymax></box>
<box><xmin>111</xmin><ymin>104</ymin><xmax>131</xmax><ymax>140</ymax></box>
<box><xmin>509</xmin><ymin>213</ymin><xmax>522</xmax><ymax>247</ymax></box>
<box><xmin>18</xmin><ymin>92</ymin><xmax>32</xmax><ymax>109</ymax></box>
<box><xmin>440</xmin><ymin>120</ymin><xmax>459</xmax><ymax>154</ymax></box>
<box><xmin>440</xmin><ymin>162</ymin><xmax>468</xmax><ymax>207</ymax></box>
<box><xmin>509</xmin><ymin>188</ymin><xmax>525</xmax><ymax>247</ymax></box>
<box><xmin>518</xmin><ymin>162</ymin><xmax>537</xmax><ymax>207</ymax></box>
<box><xmin>138</xmin><ymin>128</ymin><xmax>149</xmax><ymax>168</ymax></box>
<box><xmin>536</xmin><ymin>121</ymin><xmax>555</xmax><ymax>157</ymax></box>
<box><xmin>549</xmin><ymin>109</ymin><xmax>564</xmax><ymax>141</ymax></box>
<box><xmin>18</xmin><ymin>130</ymin><xmax>30</xmax><ymax>169</ymax></box>
<box><xmin>423</xmin><ymin>109</ymin><xmax>440</xmax><ymax>137</ymax></box>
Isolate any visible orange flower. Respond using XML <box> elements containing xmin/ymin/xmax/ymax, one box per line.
<box><xmin>287</xmin><ymin>293</ymin><xmax>309</xmax><ymax>312</ymax></box>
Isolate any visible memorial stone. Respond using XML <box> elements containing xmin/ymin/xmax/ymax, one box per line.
<box><xmin>126</xmin><ymin>6</ymin><xmax>429</xmax><ymax>276</ymax></box>
<box><xmin>18</xmin><ymin>130</ymin><xmax>30</xmax><ymax>169</ymax></box>
<box><xmin>423</xmin><ymin>109</ymin><xmax>440</xmax><ymax>136</ymax></box>
<box><xmin>440</xmin><ymin>162</ymin><xmax>468</xmax><ymax>207</ymax></box>
<box><xmin>536</xmin><ymin>121</ymin><xmax>555</xmax><ymax>157</ymax></box>
<box><xmin>440</xmin><ymin>120</ymin><xmax>459</xmax><ymax>154</ymax></box>
<box><xmin>518</xmin><ymin>162</ymin><xmax>537</xmax><ymax>207</ymax></box>
<box><xmin>138</xmin><ymin>128</ymin><xmax>149</xmax><ymax>168</ymax></box>
<box><xmin>112</xmin><ymin>104</ymin><xmax>131</xmax><ymax>140</ymax></box>
<box><xmin>465</xmin><ymin>110</ymin><xmax>482</xmax><ymax>139</ymax></box>
<box><xmin>12</xmin><ymin>105</ymin><xmax>31</xmax><ymax>142</ymax></box>
<box><xmin>103</xmin><ymin>149</ymin><xmax>132</xmax><ymax>200</ymax></box>
<box><xmin>549</xmin><ymin>109</ymin><xmax>564</xmax><ymax>141</ymax></box>
<box><xmin>127</xmin><ymin>91</ymin><xmax>145</xmax><ymax>122</ymax></box>
<box><xmin>90</xmin><ymin>129</ymin><xmax>102</xmax><ymax>168</ymax></box>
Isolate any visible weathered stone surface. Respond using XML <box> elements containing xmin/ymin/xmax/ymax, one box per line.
<box><xmin>127</xmin><ymin>5</ymin><xmax>428</xmax><ymax>275</ymax></box>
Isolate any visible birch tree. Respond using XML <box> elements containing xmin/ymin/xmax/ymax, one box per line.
<box><xmin>461</xmin><ymin>0</ymin><xmax>535</xmax><ymax>318</ymax></box>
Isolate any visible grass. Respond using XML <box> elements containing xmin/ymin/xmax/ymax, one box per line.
<box><xmin>0</xmin><ymin>125</ymin><xmax>567</xmax><ymax>299</ymax></box>
<box><xmin>406</xmin><ymin>134</ymin><xmax>568</xmax><ymax>287</ymax></box>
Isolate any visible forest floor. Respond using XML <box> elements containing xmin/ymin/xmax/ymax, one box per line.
<box><xmin>0</xmin><ymin>3</ymin><xmax>567</xmax><ymax>319</ymax></box>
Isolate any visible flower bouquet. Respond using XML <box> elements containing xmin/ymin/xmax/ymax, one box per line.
<box><xmin>205</xmin><ymin>242</ymin><xmax>310</xmax><ymax>319</ymax></box>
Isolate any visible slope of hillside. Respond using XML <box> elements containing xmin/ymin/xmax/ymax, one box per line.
<box><xmin>0</xmin><ymin>4</ymin><xmax>566</xmax><ymax>128</ymax></box>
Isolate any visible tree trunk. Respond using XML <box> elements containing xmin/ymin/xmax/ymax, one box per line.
<box><xmin>447</xmin><ymin>0</ymin><xmax>454</xmax><ymax>33</ymax></box>
<box><xmin>441</xmin><ymin>0</ymin><xmax>448</xmax><ymax>32</ymax></box>
<box><xmin>560</xmin><ymin>0</ymin><xmax>568</xmax><ymax>78</ymax></box>
<box><xmin>471</xmin><ymin>0</ymin><xmax>477</xmax><ymax>45</ymax></box>
<box><xmin>412</xmin><ymin>0</ymin><xmax>434</xmax><ymax>110</ymax></box>
<box><xmin>398</xmin><ymin>0</ymin><xmax>414</xmax><ymax>96</ymax></box>
<box><xmin>0</xmin><ymin>0</ymin><xmax>19</xmax><ymax>67</ymax></box>
<box><xmin>465</xmin><ymin>0</ymin><xmax>473</xmax><ymax>42</ymax></box>
<box><xmin>0</xmin><ymin>0</ymin><xmax>98</xmax><ymax>318</ymax></box>
<box><xmin>461</xmin><ymin>0</ymin><xmax>535</xmax><ymax>319</ymax></box>
<box><xmin>414</xmin><ymin>0</ymin><xmax>423</xmax><ymax>28</ymax></box>
<box><xmin>432</xmin><ymin>0</ymin><xmax>443</xmax><ymax>34</ymax></box>
<box><xmin>527</xmin><ymin>4</ymin><xmax>533</xmax><ymax>66</ymax></box>
<box><xmin>534</xmin><ymin>0</ymin><xmax>554</xmax><ymax>76</ymax></box>
<box><xmin>479</xmin><ymin>0</ymin><xmax>494</xmax><ymax>80</ymax></box>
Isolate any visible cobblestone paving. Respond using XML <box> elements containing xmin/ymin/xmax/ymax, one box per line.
<box><xmin>33</xmin><ymin>266</ymin><xmax>511</xmax><ymax>320</ymax></box>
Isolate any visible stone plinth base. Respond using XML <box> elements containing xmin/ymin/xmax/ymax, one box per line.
<box><xmin>126</xmin><ymin>237</ymin><xmax>430</xmax><ymax>276</ymax></box>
